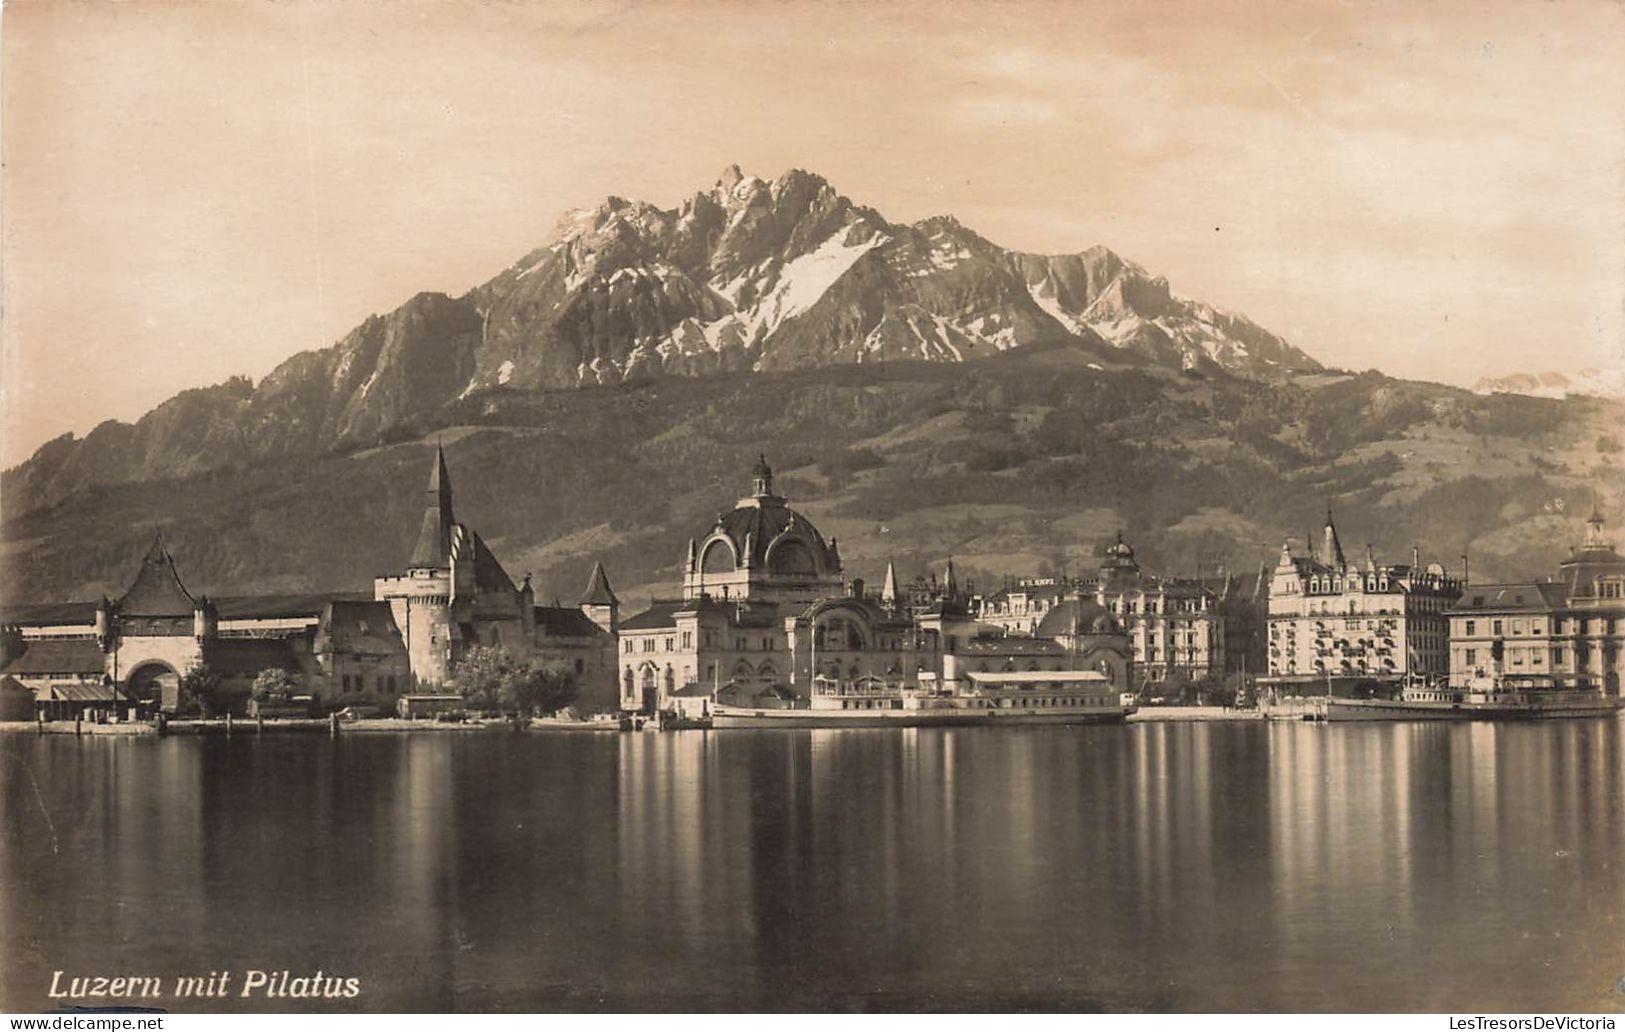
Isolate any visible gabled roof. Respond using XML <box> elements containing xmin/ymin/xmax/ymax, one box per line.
<box><xmin>0</xmin><ymin>639</ymin><xmax>106</xmax><ymax>675</ymax></box>
<box><xmin>0</xmin><ymin>601</ymin><xmax>98</xmax><ymax>626</ymax></box>
<box><xmin>580</xmin><ymin>562</ymin><xmax>618</xmax><ymax>607</ymax></box>
<box><xmin>205</xmin><ymin>638</ymin><xmax>302</xmax><ymax>677</ymax></box>
<box><xmin>118</xmin><ymin>535</ymin><xmax>196</xmax><ymax>617</ymax></box>
<box><xmin>468</xmin><ymin>530</ymin><xmax>517</xmax><ymax>594</ymax></box>
<box><xmin>214</xmin><ymin>593</ymin><xmax>371</xmax><ymax>620</ymax></box>
<box><xmin>621</xmin><ymin>600</ymin><xmax>685</xmax><ymax>631</ymax></box>
<box><xmin>534</xmin><ymin>606</ymin><xmax>601</xmax><ymax>638</ymax></box>
<box><xmin>321</xmin><ymin>600</ymin><xmax>404</xmax><ymax>652</ymax></box>
<box><xmin>1450</xmin><ymin>582</ymin><xmax>1568</xmax><ymax>614</ymax></box>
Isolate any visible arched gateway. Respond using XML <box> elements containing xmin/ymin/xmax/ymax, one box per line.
<box><xmin>126</xmin><ymin>662</ymin><xmax>180</xmax><ymax>710</ymax></box>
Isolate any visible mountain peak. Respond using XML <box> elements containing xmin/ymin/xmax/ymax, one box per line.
<box><xmin>3</xmin><ymin>165</ymin><xmax>1327</xmax><ymax>494</ymax></box>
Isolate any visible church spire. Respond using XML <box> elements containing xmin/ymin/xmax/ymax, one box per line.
<box><xmin>880</xmin><ymin>559</ymin><xmax>900</xmax><ymax>607</ymax></box>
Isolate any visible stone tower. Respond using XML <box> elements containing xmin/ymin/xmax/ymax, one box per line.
<box><xmin>375</xmin><ymin>445</ymin><xmax>465</xmax><ymax>687</ymax></box>
<box><xmin>580</xmin><ymin>562</ymin><xmax>620</xmax><ymax>635</ymax></box>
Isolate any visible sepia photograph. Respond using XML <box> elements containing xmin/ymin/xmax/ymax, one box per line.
<box><xmin>2</xmin><ymin>0</ymin><xmax>1623</xmax><ymax>1017</ymax></box>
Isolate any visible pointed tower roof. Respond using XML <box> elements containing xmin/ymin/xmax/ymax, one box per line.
<box><xmin>410</xmin><ymin>444</ymin><xmax>458</xmax><ymax>568</ymax></box>
<box><xmin>428</xmin><ymin>442</ymin><xmax>452</xmax><ymax>498</ymax></box>
<box><xmin>880</xmin><ymin>559</ymin><xmax>900</xmax><ymax>606</ymax></box>
<box><xmin>118</xmin><ymin>533</ymin><xmax>197</xmax><ymax>617</ymax></box>
<box><xmin>1316</xmin><ymin>507</ymin><xmax>1346</xmax><ymax>568</ymax></box>
<box><xmin>580</xmin><ymin>561</ymin><xmax>619</xmax><ymax>607</ymax></box>
<box><xmin>944</xmin><ymin>557</ymin><xmax>959</xmax><ymax>598</ymax></box>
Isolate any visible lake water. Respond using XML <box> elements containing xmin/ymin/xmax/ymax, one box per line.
<box><xmin>4</xmin><ymin>720</ymin><xmax>1624</xmax><ymax>1013</ymax></box>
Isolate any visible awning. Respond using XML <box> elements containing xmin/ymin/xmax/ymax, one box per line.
<box><xmin>966</xmin><ymin>671</ymin><xmax>1109</xmax><ymax>685</ymax></box>
<box><xmin>47</xmin><ymin>683</ymin><xmax>121</xmax><ymax>702</ymax></box>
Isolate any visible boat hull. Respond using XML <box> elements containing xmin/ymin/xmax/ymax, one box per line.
<box><xmin>1324</xmin><ymin>697</ymin><xmax>1624</xmax><ymax>722</ymax></box>
<box><xmin>709</xmin><ymin>704</ymin><xmax>1134</xmax><ymax>729</ymax></box>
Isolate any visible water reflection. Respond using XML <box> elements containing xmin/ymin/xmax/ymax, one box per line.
<box><xmin>2</xmin><ymin>720</ymin><xmax>1622</xmax><ymax>1012</ymax></box>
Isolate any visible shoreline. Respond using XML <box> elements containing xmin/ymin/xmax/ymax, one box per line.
<box><xmin>2</xmin><ymin>709</ymin><xmax>1267</xmax><ymax>736</ymax></box>
<box><xmin>0</xmin><ymin>716</ymin><xmax>625</xmax><ymax>736</ymax></box>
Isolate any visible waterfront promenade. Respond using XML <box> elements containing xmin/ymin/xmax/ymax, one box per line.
<box><xmin>5</xmin><ymin>706</ymin><xmax>1262</xmax><ymax>736</ymax></box>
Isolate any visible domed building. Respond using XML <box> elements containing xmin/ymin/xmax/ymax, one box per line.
<box><xmin>1448</xmin><ymin>510</ymin><xmax>1625</xmax><ymax>695</ymax></box>
<box><xmin>1037</xmin><ymin>597</ymin><xmax>1123</xmax><ymax>639</ymax></box>
<box><xmin>681</xmin><ymin>456</ymin><xmax>844</xmax><ymax>606</ymax></box>
<box><xmin>1035</xmin><ymin>599</ymin><xmax>1133</xmax><ymax>689</ymax></box>
<box><xmin>619</xmin><ymin>456</ymin><xmax>1138</xmax><ymax>716</ymax></box>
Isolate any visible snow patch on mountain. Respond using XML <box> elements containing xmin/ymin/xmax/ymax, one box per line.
<box><xmin>1026</xmin><ymin>272</ymin><xmax>1090</xmax><ymax>335</ymax></box>
<box><xmin>763</xmin><ymin>228</ymin><xmax>888</xmax><ymax>326</ymax></box>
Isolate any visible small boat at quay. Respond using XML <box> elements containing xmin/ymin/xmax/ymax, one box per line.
<box><xmin>709</xmin><ymin>671</ymin><xmax>1137</xmax><ymax>729</ymax></box>
<box><xmin>1324</xmin><ymin>683</ymin><xmax>1623</xmax><ymax>722</ymax></box>
<box><xmin>1264</xmin><ymin>674</ymin><xmax>1624</xmax><ymax>723</ymax></box>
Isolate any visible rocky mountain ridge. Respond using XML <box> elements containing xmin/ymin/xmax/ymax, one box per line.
<box><xmin>5</xmin><ymin>166</ymin><xmax>1321</xmax><ymax>509</ymax></box>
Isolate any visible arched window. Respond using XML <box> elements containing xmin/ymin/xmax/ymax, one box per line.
<box><xmin>767</xmin><ymin>539</ymin><xmax>817</xmax><ymax>576</ymax></box>
<box><xmin>701</xmin><ymin>540</ymin><xmax>735</xmax><ymax>574</ymax></box>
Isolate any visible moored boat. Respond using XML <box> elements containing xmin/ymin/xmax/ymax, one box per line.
<box><xmin>710</xmin><ymin>670</ymin><xmax>1136</xmax><ymax>729</ymax></box>
<box><xmin>1322</xmin><ymin>677</ymin><xmax>1623</xmax><ymax>722</ymax></box>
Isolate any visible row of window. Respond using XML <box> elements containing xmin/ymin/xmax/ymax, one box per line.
<box><xmin>1461</xmin><ymin>617</ymin><xmax>1619</xmax><ymax>637</ymax></box>
<box><xmin>340</xmin><ymin>673</ymin><xmax>397</xmax><ymax>695</ymax></box>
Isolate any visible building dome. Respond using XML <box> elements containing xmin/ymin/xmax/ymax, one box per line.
<box><xmin>691</xmin><ymin>456</ymin><xmax>840</xmax><ymax>578</ymax></box>
<box><xmin>1559</xmin><ymin>511</ymin><xmax>1625</xmax><ymax>597</ymax></box>
<box><xmin>1036</xmin><ymin>598</ymin><xmax>1122</xmax><ymax>638</ymax></box>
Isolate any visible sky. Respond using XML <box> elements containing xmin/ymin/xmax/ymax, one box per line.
<box><xmin>3</xmin><ymin>0</ymin><xmax>1623</xmax><ymax>468</ymax></box>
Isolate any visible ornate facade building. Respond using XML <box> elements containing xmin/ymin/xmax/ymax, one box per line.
<box><xmin>1265</xmin><ymin>510</ymin><xmax>1462</xmax><ymax>690</ymax></box>
<box><xmin>1447</xmin><ymin>511</ymin><xmax>1624</xmax><ymax>693</ymax></box>
<box><xmin>618</xmin><ymin>457</ymin><xmax>1133</xmax><ymax>713</ymax></box>
<box><xmin>977</xmin><ymin>534</ymin><xmax>1263</xmax><ymax>685</ymax></box>
<box><xmin>0</xmin><ymin>447</ymin><xmax>621</xmax><ymax>717</ymax></box>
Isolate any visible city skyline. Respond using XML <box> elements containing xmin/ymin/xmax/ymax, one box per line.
<box><xmin>5</xmin><ymin>0</ymin><xmax>1624</xmax><ymax>467</ymax></box>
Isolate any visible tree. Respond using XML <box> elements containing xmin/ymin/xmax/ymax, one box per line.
<box><xmin>529</xmin><ymin>660</ymin><xmax>579</xmax><ymax>717</ymax></box>
<box><xmin>178</xmin><ymin>664</ymin><xmax>223</xmax><ymax>717</ymax></box>
<box><xmin>251</xmin><ymin>667</ymin><xmax>298</xmax><ymax>702</ymax></box>
<box><xmin>450</xmin><ymin>646</ymin><xmax>581</xmax><ymax>718</ymax></box>
<box><xmin>451</xmin><ymin>645</ymin><xmax>520</xmax><ymax>713</ymax></box>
